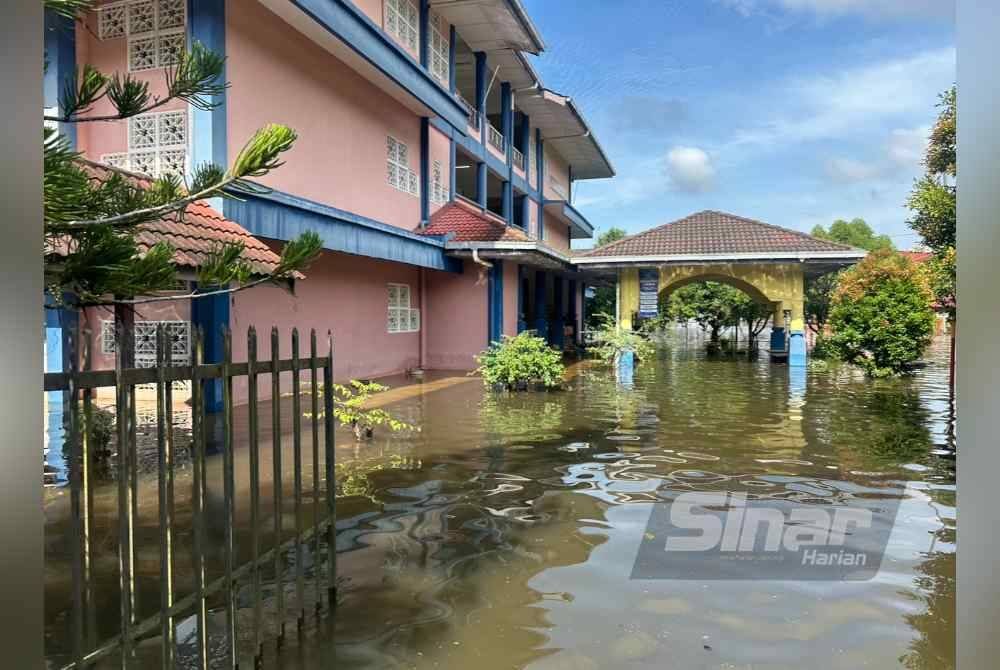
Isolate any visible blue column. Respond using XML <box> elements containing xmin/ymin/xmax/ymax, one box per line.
<box><xmin>476</xmin><ymin>162</ymin><xmax>487</xmax><ymax>209</ymax></box>
<box><xmin>501</xmin><ymin>181</ymin><xmax>512</xmax><ymax>222</ymax></box>
<box><xmin>189</xmin><ymin>0</ymin><xmax>227</xmax><ymax>211</ymax></box>
<box><xmin>521</xmin><ymin>194</ymin><xmax>531</xmax><ymax>231</ymax></box>
<box><xmin>475</xmin><ymin>51</ymin><xmax>487</xmax><ymax>145</ymax></box>
<box><xmin>789</xmin><ymin>331</ymin><xmax>807</xmax><ymax>366</ymax></box>
<box><xmin>517</xmin><ymin>265</ymin><xmax>526</xmax><ymax>333</ymax></box>
<box><xmin>420</xmin><ymin>117</ymin><xmax>430</xmax><ymax>225</ymax></box>
<box><xmin>536</xmin><ymin>129</ymin><xmax>545</xmax><ymax>239</ymax></box>
<box><xmin>487</xmin><ymin>260</ymin><xmax>504</xmax><ymax>344</ymax></box>
<box><xmin>568</xmin><ymin>279</ymin><xmax>578</xmax><ymax>344</ymax></box>
<box><xmin>419</xmin><ymin>0</ymin><xmax>429</xmax><ymax>67</ymax></box>
<box><xmin>770</xmin><ymin>327</ymin><xmax>786</xmax><ymax>353</ymax></box>
<box><xmin>501</xmin><ymin>82</ymin><xmax>512</xmax><ymax>154</ymax></box>
<box><xmin>534</xmin><ymin>270</ymin><xmax>548</xmax><ymax>337</ymax></box>
<box><xmin>519</xmin><ymin>112</ymin><xmax>531</xmax><ymax>158</ymax></box>
<box><xmin>552</xmin><ymin>276</ymin><xmax>565</xmax><ymax>349</ymax></box>
<box><xmin>449</xmin><ymin>139</ymin><xmax>457</xmax><ymax>200</ymax></box>
<box><xmin>191</xmin><ymin>290</ymin><xmax>230</xmax><ymax>413</ymax></box>
<box><xmin>448</xmin><ymin>25</ymin><xmax>457</xmax><ymax>93</ymax></box>
<box><xmin>44</xmin><ymin>9</ymin><xmax>76</xmax><ymax>146</ymax></box>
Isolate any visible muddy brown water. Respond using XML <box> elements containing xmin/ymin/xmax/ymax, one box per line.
<box><xmin>44</xmin><ymin>335</ymin><xmax>955</xmax><ymax>669</ymax></box>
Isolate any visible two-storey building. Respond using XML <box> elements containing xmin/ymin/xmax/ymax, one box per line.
<box><xmin>46</xmin><ymin>0</ymin><xmax>614</xmax><ymax>390</ymax></box>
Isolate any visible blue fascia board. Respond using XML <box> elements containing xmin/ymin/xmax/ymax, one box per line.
<box><xmin>545</xmin><ymin>199</ymin><xmax>594</xmax><ymax>239</ymax></box>
<box><xmin>223</xmin><ymin>188</ymin><xmax>462</xmax><ymax>273</ymax></box>
<box><xmin>292</xmin><ymin>0</ymin><xmax>468</xmax><ymax>133</ymax></box>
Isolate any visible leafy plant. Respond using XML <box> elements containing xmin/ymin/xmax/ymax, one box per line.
<box><xmin>307</xmin><ymin>380</ymin><xmax>414</xmax><ymax>440</ymax></box>
<box><xmin>475</xmin><ymin>332</ymin><xmax>565</xmax><ymax>390</ymax></box>
<box><xmin>827</xmin><ymin>250</ymin><xmax>936</xmax><ymax>377</ymax></box>
<box><xmin>591</xmin><ymin>315</ymin><xmax>655</xmax><ymax>364</ymax></box>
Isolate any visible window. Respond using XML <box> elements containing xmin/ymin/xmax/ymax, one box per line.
<box><xmin>431</xmin><ymin>160</ymin><xmax>448</xmax><ymax>204</ymax></box>
<box><xmin>428</xmin><ymin>12</ymin><xmax>450</xmax><ymax>85</ymax></box>
<box><xmin>100</xmin><ymin>320</ymin><xmax>191</xmax><ymax>367</ymax></box>
<box><xmin>387</xmin><ymin>136</ymin><xmax>419</xmax><ymax>196</ymax></box>
<box><xmin>388</xmin><ymin>284</ymin><xmax>420</xmax><ymax>334</ymax></box>
<box><xmin>101</xmin><ymin>109</ymin><xmax>188</xmax><ymax>178</ymax></box>
<box><xmin>98</xmin><ymin>0</ymin><xmax>187</xmax><ymax>72</ymax></box>
<box><xmin>384</xmin><ymin>0</ymin><xmax>419</xmax><ymax>52</ymax></box>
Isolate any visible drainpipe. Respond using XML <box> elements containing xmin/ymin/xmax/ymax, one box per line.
<box><xmin>471</xmin><ymin>247</ymin><xmax>492</xmax><ymax>269</ymax></box>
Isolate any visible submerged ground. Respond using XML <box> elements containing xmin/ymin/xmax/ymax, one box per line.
<box><xmin>45</xmin><ymin>334</ymin><xmax>956</xmax><ymax>669</ymax></box>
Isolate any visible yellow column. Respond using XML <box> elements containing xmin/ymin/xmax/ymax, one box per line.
<box><xmin>619</xmin><ymin>268</ymin><xmax>639</xmax><ymax>331</ymax></box>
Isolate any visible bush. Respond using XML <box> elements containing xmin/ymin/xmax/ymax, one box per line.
<box><xmin>827</xmin><ymin>250</ymin><xmax>936</xmax><ymax>377</ymax></box>
<box><xmin>590</xmin><ymin>315</ymin><xmax>655</xmax><ymax>364</ymax></box>
<box><xmin>475</xmin><ymin>332</ymin><xmax>565</xmax><ymax>390</ymax></box>
<box><xmin>810</xmin><ymin>333</ymin><xmax>835</xmax><ymax>360</ymax></box>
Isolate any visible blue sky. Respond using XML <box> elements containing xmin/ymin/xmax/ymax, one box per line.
<box><xmin>521</xmin><ymin>0</ymin><xmax>955</xmax><ymax>248</ymax></box>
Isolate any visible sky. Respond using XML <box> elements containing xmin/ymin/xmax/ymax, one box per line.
<box><xmin>521</xmin><ymin>0</ymin><xmax>955</xmax><ymax>249</ymax></box>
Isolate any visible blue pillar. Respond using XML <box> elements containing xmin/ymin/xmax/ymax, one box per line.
<box><xmin>501</xmin><ymin>83</ymin><xmax>512</xmax><ymax>151</ymax></box>
<box><xmin>536</xmin><ymin>129</ymin><xmax>545</xmax><ymax>240</ymax></box>
<box><xmin>520</xmin><ymin>193</ymin><xmax>531</xmax><ymax>231</ymax></box>
<box><xmin>770</xmin><ymin>327</ymin><xmax>786</xmax><ymax>353</ymax></box>
<box><xmin>487</xmin><ymin>260</ymin><xmax>504</xmax><ymax>344</ymax></box>
<box><xmin>448</xmin><ymin>25</ymin><xmax>457</xmax><ymax>93</ymax></box>
<box><xmin>189</xmin><ymin>0</ymin><xmax>227</xmax><ymax>211</ymax></box>
<box><xmin>44</xmin><ymin>9</ymin><xmax>76</xmax><ymax>146</ymax></box>
<box><xmin>45</xmin><ymin>293</ymin><xmax>78</xmax><ymax>483</ymax></box>
<box><xmin>191</xmin><ymin>290</ymin><xmax>230</xmax><ymax>413</ymax></box>
<box><xmin>419</xmin><ymin>0</ymin><xmax>429</xmax><ymax>67</ymax></box>
<box><xmin>420</xmin><ymin>117</ymin><xmax>430</xmax><ymax>225</ymax></box>
<box><xmin>518</xmin><ymin>112</ymin><xmax>531</xmax><ymax>158</ymax></box>
<box><xmin>476</xmin><ymin>162</ymin><xmax>487</xmax><ymax>209</ymax></box>
<box><xmin>552</xmin><ymin>276</ymin><xmax>565</xmax><ymax>349</ymax></box>
<box><xmin>517</xmin><ymin>265</ymin><xmax>527</xmax><ymax>333</ymax></box>
<box><xmin>568</xmin><ymin>279</ymin><xmax>578</xmax><ymax>345</ymax></box>
<box><xmin>449</xmin><ymin>139</ymin><xmax>457</xmax><ymax>200</ymax></box>
<box><xmin>501</xmin><ymin>180</ymin><xmax>512</xmax><ymax>222</ymax></box>
<box><xmin>475</xmin><ymin>51</ymin><xmax>487</xmax><ymax>145</ymax></box>
<box><xmin>534</xmin><ymin>270</ymin><xmax>548</xmax><ymax>337</ymax></box>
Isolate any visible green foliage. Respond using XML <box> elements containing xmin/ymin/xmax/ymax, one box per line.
<box><xmin>805</xmin><ymin>271</ymin><xmax>840</xmax><ymax>333</ymax></box>
<box><xmin>43</xmin><ymin>8</ymin><xmax>321</xmax><ymax>306</ymax></box>
<box><xmin>590</xmin><ymin>315</ymin><xmax>655</xmax><ymax>364</ymax></box>
<box><xmin>475</xmin><ymin>332</ymin><xmax>565</xmax><ymax>389</ymax></box>
<box><xmin>595</xmin><ymin>226</ymin><xmax>627</xmax><ymax>248</ymax></box>
<box><xmin>925</xmin><ymin>86</ymin><xmax>956</xmax><ymax>179</ymax></box>
<box><xmin>310</xmin><ymin>380</ymin><xmax>414</xmax><ymax>440</ymax></box>
<box><xmin>810</xmin><ymin>333</ymin><xmax>836</xmax><ymax>360</ymax></box>
<box><xmin>583</xmin><ymin>229</ymin><xmax>628</xmax><ymax>328</ymax></box>
<box><xmin>662</xmin><ymin>282</ymin><xmax>765</xmax><ymax>343</ymax></box>
<box><xmin>827</xmin><ymin>250</ymin><xmax>936</xmax><ymax>377</ymax></box>
<box><xmin>924</xmin><ymin>246</ymin><xmax>956</xmax><ymax>319</ymax></box>
<box><xmin>810</xmin><ymin>218</ymin><xmax>893</xmax><ymax>251</ymax></box>
<box><xmin>906</xmin><ymin>177</ymin><xmax>956</xmax><ymax>252</ymax></box>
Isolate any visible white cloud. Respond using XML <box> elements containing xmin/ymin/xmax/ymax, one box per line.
<box><xmin>665</xmin><ymin>147</ymin><xmax>717</xmax><ymax>193</ymax></box>
<box><xmin>729</xmin><ymin>47</ymin><xmax>954</xmax><ymax>150</ymax></box>
<box><xmin>824</xmin><ymin>157</ymin><xmax>881</xmax><ymax>182</ymax></box>
<box><xmin>887</xmin><ymin>125</ymin><xmax>930</xmax><ymax>169</ymax></box>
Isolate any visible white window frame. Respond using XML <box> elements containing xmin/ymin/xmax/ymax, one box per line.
<box><xmin>384</xmin><ymin>0</ymin><xmax>419</xmax><ymax>53</ymax></box>
<box><xmin>431</xmin><ymin>159</ymin><xmax>448</xmax><ymax>205</ymax></box>
<box><xmin>101</xmin><ymin>108</ymin><xmax>189</xmax><ymax>179</ymax></box>
<box><xmin>98</xmin><ymin>0</ymin><xmax>188</xmax><ymax>72</ymax></box>
<box><xmin>427</xmin><ymin>12</ymin><xmax>450</xmax><ymax>86</ymax></box>
<box><xmin>100</xmin><ymin>319</ymin><xmax>191</xmax><ymax>367</ymax></box>
<box><xmin>387</xmin><ymin>135</ymin><xmax>419</xmax><ymax>197</ymax></box>
<box><xmin>387</xmin><ymin>283</ymin><xmax>420</xmax><ymax>334</ymax></box>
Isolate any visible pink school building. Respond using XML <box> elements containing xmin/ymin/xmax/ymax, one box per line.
<box><xmin>45</xmin><ymin>0</ymin><xmax>614</xmax><ymax>395</ymax></box>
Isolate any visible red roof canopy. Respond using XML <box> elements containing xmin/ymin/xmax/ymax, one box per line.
<box><xmin>420</xmin><ymin>199</ymin><xmax>530</xmax><ymax>242</ymax></box>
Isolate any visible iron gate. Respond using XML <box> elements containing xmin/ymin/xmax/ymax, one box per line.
<box><xmin>44</xmin><ymin>324</ymin><xmax>338</xmax><ymax>669</ymax></box>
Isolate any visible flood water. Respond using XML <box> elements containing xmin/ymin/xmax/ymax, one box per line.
<box><xmin>44</xmin><ymin>335</ymin><xmax>955</xmax><ymax>669</ymax></box>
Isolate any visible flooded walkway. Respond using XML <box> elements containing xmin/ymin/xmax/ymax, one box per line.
<box><xmin>44</xmin><ymin>336</ymin><xmax>955</xmax><ymax>669</ymax></box>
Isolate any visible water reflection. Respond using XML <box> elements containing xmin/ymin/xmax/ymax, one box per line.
<box><xmin>44</xmin><ymin>337</ymin><xmax>956</xmax><ymax>669</ymax></box>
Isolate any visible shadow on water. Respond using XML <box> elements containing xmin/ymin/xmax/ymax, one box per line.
<box><xmin>44</xmin><ymin>336</ymin><xmax>956</xmax><ymax>669</ymax></box>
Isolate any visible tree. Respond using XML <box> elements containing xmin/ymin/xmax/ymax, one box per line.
<box><xmin>731</xmin><ymin>292</ymin><xmax>771</xmax><ymax>349</ymax></box>
<box><xmin>907</xmin><ymin>85</ymin><xmax>956</xmax><ymax>314</ymax></box>
<box><xmin>827</xmin><ymin>250</ymin><xmax>935</xmax><ymax>377</ymax></box>
<box><xmin>44</xmin><ymin>0</ymin><xmax>321</xmax><ymax>309</ymax></box>
<box><xmin>584</xmin><ymin>227</ymin><xmax>628</xmax><ymax>328</ymax></box>
<box><xmin>663</xmin><ymin>282</ymin><xmax>751</xmax><ymax>344</ymax></box>
<box><xmin>811</xmin><ymin>218</ymin><xmax>893</xmax><ymax>251</ymax></box>
<box><xmin>805</xmin><ymin>217</ymin><xmax>893</xmax><ymax>332</ymax></box>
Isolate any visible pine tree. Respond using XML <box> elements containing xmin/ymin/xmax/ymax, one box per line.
<box><xmin>43</xmin><ymin>0</ymin><xmax>321</xmax><ymax>309</ymax></box>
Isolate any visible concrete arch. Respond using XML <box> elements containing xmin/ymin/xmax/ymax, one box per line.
<box><xmin>658</xmin><ymin>272</ymin><xmax>772</xmax><ymax>305</ymax></box>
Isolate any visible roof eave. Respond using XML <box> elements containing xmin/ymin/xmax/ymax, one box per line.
<box><xmin>574</xmin><ymin>251</ymin><xmax>869</xmax><ymax>266</ymax></box>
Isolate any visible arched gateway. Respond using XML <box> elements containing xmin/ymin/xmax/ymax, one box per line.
<box><xmin>574</xmin><ymin>211</ymin><xmax>866</xmax><ymax>365</ymax></box>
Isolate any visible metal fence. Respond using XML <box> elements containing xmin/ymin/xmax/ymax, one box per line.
<box><xmin>44</xmin><ymin>324</ymin><xmax>338</xmax><ymax>669</ymax></box>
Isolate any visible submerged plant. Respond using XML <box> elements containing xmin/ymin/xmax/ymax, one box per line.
<box><xmin>590</xmin><ymin>315</ymin><xmax>655</xmax><ymax>365</ymax></box>
<box><xmin>475</xmin><ymin>331</ymin><xmax>565</xmax><ymax>390</ymax></box>
<box><xmin>307</xmin><ymin>380</ymin><xmax>414</xmax><ymax>440</ymax></box>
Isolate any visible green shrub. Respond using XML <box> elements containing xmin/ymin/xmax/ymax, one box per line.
<box><xmin>828</xmin><ymin>249</ymin><xmax>936</xmax><ymax>377</ymax></box>
<box><xmin>590</xmin><ymin>315</ymin><xmax>655</xmax><ymax>365</ymax></box>
<box><xmin>810</xmin><ymin>333</ymin><xmax>835</xmax><ymax>360</ymax></box>
<box><xmin>475</xmin><ymin>331</ymin><xmax>565</xmax><ymax>389</ymax></box>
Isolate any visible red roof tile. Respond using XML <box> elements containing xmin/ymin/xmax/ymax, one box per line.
<box><xmin>65</xmin><ymin>160</ymin><xmax>288</xmax><ymax>277</ymax></box>
<box><xmin>420</xmin><ymin>199</ymin><xmax>530</xmax><ymax>242</ymax></box>
<box><xmin>900</xmin><ymin>250</ymin><xmax>933</xmax><ymax>263</ymax></box>
<box><xmin>584</xmin><ymin>210</ymin><xmax>858</xmax><ymax>257</ymax></box>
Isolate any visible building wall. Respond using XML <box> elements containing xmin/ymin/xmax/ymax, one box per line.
<box><xmin>226</xmin><ymin>0</ymin><xmax>422</xmax><ymax>231</ymax></box>
<box><xmin>543</xmin><ymin>213</ymin><xmax>571</xmax><ymax>251</ymax></box>
<box><xmin>424</xmin><ymin>259</ymin><xmax>487</xmax><ymax>369</ymax></box>
<box><xmin>429</xmin><ymin>125</ymin><xmax>452</xmax><ymax>216</ymax></box>
<box><xmin>231</xmin><ymin>247</ymin><xmax>423</xmax><ymax>402</ymax></box>
<box><xmin>544</xmin><ymin>148</ymin><xmax>570</xmax><ymax>200</ymax></box>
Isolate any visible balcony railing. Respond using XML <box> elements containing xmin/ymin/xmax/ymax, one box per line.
<box><xmin>512</xmin><ymin>147</ymin><xmax>525</xmax><ymax>171</ymax></box>
<box><xmin>487</xmin><ymin>123</ymin><xmax>505</xmax><ymax>153</ymax></box>
<box><xmin>457</xmin><ymin>93</ymin><xmax>480</xmax><ymax>131</ymax></box>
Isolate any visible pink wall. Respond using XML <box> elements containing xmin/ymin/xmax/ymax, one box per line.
<box><xmin>424</xmin><ymin>259</ymin><xmax>487</xmax><ymax>369</ymax></box>
<box><xmin>74</xmin><ymin>6</ymin><xmax>186</xmax><ymax>161</ymax></box>
<box><xmin>543</xmin><ymin>212</ymin><xmax>571</xmax><ymax>251</ymax></box>
<box><xmin>528</xmin><ymin>198</ymin><xmax>539</xmax><ymax>239</ymax></box>
<box><xmin>227</xmin><ymin>0</ymin><xmax>422</xmax><ymax>231</ymax></box>
<box><xmin>544</xmin><ymin>149</ymin><xmax>570</xmax><ymax>200</ymax></box>
<box><xmin>231</xmin><ymin>247</ymin><xmax>424</xmax><ymax>402</ymax></box>
<box><xmin>429</xmin><ymin>125</ymin><xmax>452</xmax><ymax>216</ymax></box>
<box><xmin>503</xmin><ymin>262</ymin><xmax>519</xmax><ymax>336</ymax></box>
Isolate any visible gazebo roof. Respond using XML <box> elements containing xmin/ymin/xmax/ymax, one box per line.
<box><xmin>581</xmin><ymin>210</ymin><xmax>861</xmax><ymax>260</ymax></box>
